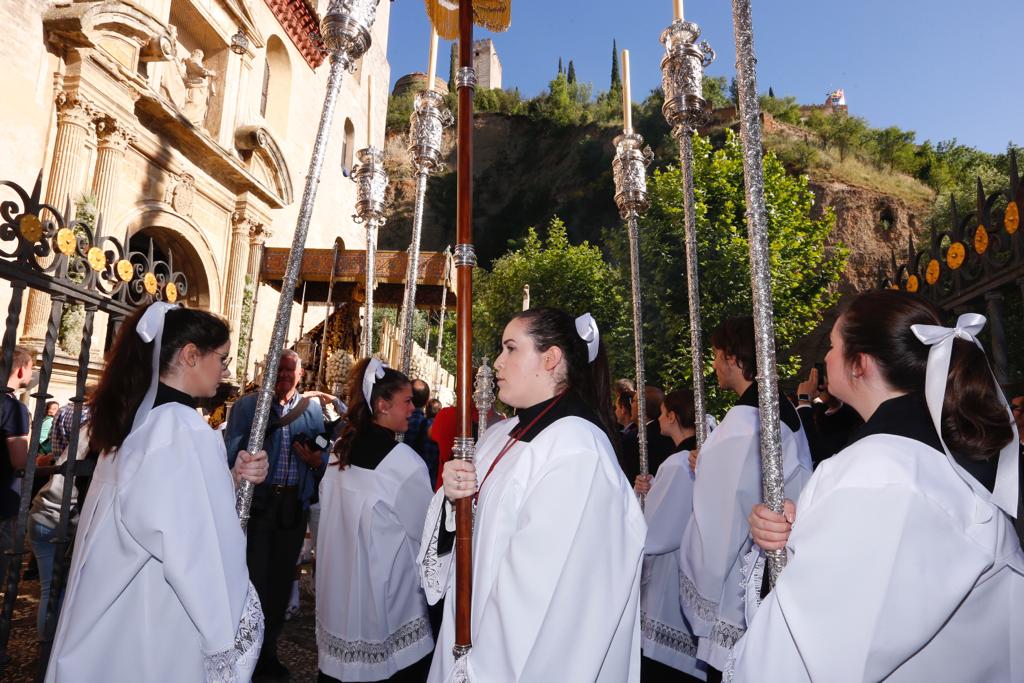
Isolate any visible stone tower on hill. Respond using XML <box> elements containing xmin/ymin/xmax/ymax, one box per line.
<box><xmin>473</xmin><ymin>39</ymin><xmax>502</xmax><ymax>90</ymax></box>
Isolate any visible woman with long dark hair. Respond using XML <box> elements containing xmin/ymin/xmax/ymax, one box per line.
<box><xmin>418</xmin><ymin>308</ymin><xmax>646</xmax><ymax>682</ymax></box>
<box><xmin>316</xmin><ymin>358</ymin><xmax>434</xmax><ymax>683</ymax></box>
<box><xmin>732</xmin><ymin>290</ymin><xmax>1023</xmax><ymax>681</ymax></box>
<box><xmin>634</xmin><ymin>389</ymin><xmax>706</xmax><ymax>682</ymax></box>
<box><xmin>46</xmin><ymin>303</ymin><xmax>268</xmax><ymax>682</ymax></box>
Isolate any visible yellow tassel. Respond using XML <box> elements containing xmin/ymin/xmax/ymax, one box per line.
<box><xmin>424</xmin><ymin>0</ymin><xmax>511</xmax><ymax>41</ymax></box>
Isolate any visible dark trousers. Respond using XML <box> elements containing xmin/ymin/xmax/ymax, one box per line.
<box><xmin>317</xmin><ymin>653</ymin><xmax>431</xmax><ymax>683</ymax></box>
<box><xmin>247</xmin><ymin>486</ymin><xmax>307</xmax><ymax>663</ymax></box>
<box><xmin>641</xmin><ymin>654</ymin><xmax>707</xmax><ymax>683</ymax></box>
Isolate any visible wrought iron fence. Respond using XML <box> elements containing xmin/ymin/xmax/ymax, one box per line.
<box><xmin>0</xmin><ymin>174</ymin><xmax>184</xmax><ymax>677</ymax></box>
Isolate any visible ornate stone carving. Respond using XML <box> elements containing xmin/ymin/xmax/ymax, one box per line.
<box><xmin>94</xmin><ymin>115</ymin><xmax>135</xmax><ymax>151</ymax></box>
<box><xmin>164</xmin><ymin>172</ymin><xmax>196</xmax><ymax>216</ymax></box>
<box><xmin>182</xmin><ymin>49</ymin><xmax>216</xmax><ymax>126</ymax></box>
<box><xmin>54</xmin><ymin>90</ymin><xmax>97</xmax><ymax>130</ymax></box>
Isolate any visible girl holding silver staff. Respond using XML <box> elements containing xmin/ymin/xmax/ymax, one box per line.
<box><xmin>316</xmin><ymin>358</ymin><xmax>434</xmax><ymax>683</ymax></box>
<box><xmin>732</xmin><ymin>290</ymin><xmax>1022</xmax><ymax>682</ymax></box>
<box><xmin>46</xmin><ymin>303</ymin><xmax>269</xmax><ymax>682</ymax></box>
<box><xmin>418</xmin><ymin>308</ymin><xmax>645</xmax><ymax>682</ymax></box>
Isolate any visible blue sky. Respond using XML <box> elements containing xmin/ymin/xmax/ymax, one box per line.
<box><xmin>386</xmin><ymin>0</ymin><xmax>1022</xmax><ymax>154</ymax></box>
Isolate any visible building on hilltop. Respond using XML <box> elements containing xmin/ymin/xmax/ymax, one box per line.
<box><xmin>392</xmin><ymin>73</ymin><xmax>449</xmax><ymax>98</ymax></box>
<box><xmin>473</xmin><ymin>38</ymin><xmax>502</xmax><ymax>90</ymax></box>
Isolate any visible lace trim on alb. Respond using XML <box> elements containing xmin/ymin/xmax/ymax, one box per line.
<box><xmin>202</xmin><ymin>581</ymin><xmax>264</xmax><ymax>683</ymax></box>
<box><xmin>317</xmin><ymin>616</ymin><xmax>431</xmax><ymax>665</ymax></box>
<box><xmin>421</xmin><ymin>500</ymin><xmax>445</xmax><ymax>596</ymax></box>
<box><xmin>738</xmin><ymin>548</ymin><xmax>766</xmax><ymax>614</ymax></box>
<box><xmin>679</xmin><ymin>570</ymin><xmax>720</xmax><ymax>625</ymax></box>
<box><xmin>640</xmin><ymin>611</ymin><xmax>697</xmax><ymax>657</ymax></box>
<box><xmin>709</xmin><ymin>618</ymin><xmax>744</xmax><ymax>651</ymax></box>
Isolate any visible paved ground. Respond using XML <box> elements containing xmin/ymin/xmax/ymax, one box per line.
<box><xmin>2</xmin><ymin>563</ymin><xmax>321</xmax><ymax>682</ymax></box>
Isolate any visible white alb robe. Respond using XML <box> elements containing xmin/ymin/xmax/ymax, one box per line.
<box><xmin>46</xmin><ymin>404</ymin><xmax>262</xmax><ymax>683</ymax></box>
<box><xmin>418</xmin><ymin>414</ymin><xmax>646</xmax><ymax>682</ymax></box>
<box><xmin>728</xmin><ymin>433</ymin><xmax>1024</xmax><ymax>682</ymax></box>
<box><xmin>679</xmin><ymin>401</ymin><xmax>811</xmax><ymax>671</ymax></box>
<box><xmin>316</xmin><ymin>443</ymin><xmax>434</xmax><ymax>680</ymax></box>
<box><xmin>641</xmin><ymin>448</ymin><xmax>706</xmax><ymax>680</ymax></box>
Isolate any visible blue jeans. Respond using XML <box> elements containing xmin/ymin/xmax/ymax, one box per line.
<box><xmin>28</xmin><ymin>521</ymin><xmax>60</xmax><ymax>638</ymax></box>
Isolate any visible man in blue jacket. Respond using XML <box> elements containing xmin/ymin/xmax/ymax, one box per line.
<box><xmin>226</xmin><ymin>349</ymin><xmax>327</xmax><ymax>681</ymax></box>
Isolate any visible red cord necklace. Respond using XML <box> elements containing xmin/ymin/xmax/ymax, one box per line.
<box><xmin>474</xmin><ymin>391</ymin><xmax>567</xmax><ymax>504</ymax></box>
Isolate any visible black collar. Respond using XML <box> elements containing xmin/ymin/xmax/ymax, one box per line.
<box><xmin>349</xmin><ymin>424</ymin><xmax>399</xmax><ymax>470</ymax></box>
<box><xmin>513</xmin><ymin>391</ymin><xmax>603</xmax><ymax>443</ymax></box>
<box><xmin>735</xmin><ymin>382</ymin><xmax>801</xmax><ymax>433</ymax></box>
<box><xmin>154</xmin><ymin>382</ymin><xmax>197</xmax><ymax>409</ymax></box>
<box><xmin>678</xmin><ymin>435</ymin><xmax>698</xmax><ymax>452</ymax></box>
<box><xmin>853</xmin><ymin>392</ymin><xmax>996</xmax><ymax>493</ymax></box>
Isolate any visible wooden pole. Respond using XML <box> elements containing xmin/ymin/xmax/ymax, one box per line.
<box><xmin>453</xmin><ymin>0</ymin><xmax>475</xmax><ymax>660</ymax></box>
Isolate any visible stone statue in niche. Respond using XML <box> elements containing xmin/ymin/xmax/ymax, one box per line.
<box><xmin>182</xmin><ymin>49</ymin><xmax>216</xmax><ymax>127</ymax></box>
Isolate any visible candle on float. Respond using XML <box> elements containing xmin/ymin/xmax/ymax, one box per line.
<box><xmin>621</xmin><ymin>49</ymin><xmax>633</xmax><ymax>135</ymax></box>
<box><xmin>674</xmin><ymin>0</ymin><xmax>684</xmax><ymax>21</ymax></box>
<box><xmin>367</xmin><ymin>74</ymin><xmax>374</xmax><ymax>147</ymax></box>
<box><xmin>426</xmin><ymin>27</ymin><xmax>439</xmax><ymax>93</ymax></box>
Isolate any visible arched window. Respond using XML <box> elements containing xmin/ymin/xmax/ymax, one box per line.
<box><xmin>262</xmin><ymin>36</ymin><xmax>292</xmax><ymax>135</ymax></box>
<box><xmin>341</xmin><ymin>118</ymin><xmax>355</xmax><ymax>176</ymax></box>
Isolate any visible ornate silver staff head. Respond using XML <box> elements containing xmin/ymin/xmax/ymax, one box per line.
<box><xmin>409</xmin><ymin>89</ymin><xmax>454</xmax><ymax>174</ymax></box>
<box><xmin>320</xmin><ymin>0</ymin><xmax>381</xmax><ymax>69</ymax></box>
<box><xmin>351</xmin><ymin>147</ymin><xmax>389</xmax><ymax>224</ymax></box>
<box><xmin>613</xmin><ymin>133</ymin><xmax>654</xmax><ymax>219</ymax></box>
<box><xmin>660</xmin><ymin>20</ymin><xmax>716</xmax><ymax>138</ymax></box>
<box><xmin>474</xmin><ymin>357</ymin><xmax>495</xmax><ymax>434</ymax></box>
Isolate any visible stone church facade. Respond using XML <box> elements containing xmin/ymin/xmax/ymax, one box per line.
<box><xmin>0</xmin><ymin>0</ymin><xmax>391</xmax><ymax>399</ymax></box>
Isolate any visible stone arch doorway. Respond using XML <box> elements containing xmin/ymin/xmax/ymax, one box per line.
<box><xmin>128</xmin><ymin>226</ymin><xmax>212</xmax><ymax>309</ymax></box>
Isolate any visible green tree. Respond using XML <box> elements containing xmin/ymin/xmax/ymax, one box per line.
<box><xmin>702</xmin><ymin>76</ymin><xmax>730</xmax><ymax>110</ymax></box>
<box><xmin>610</xmin><ymin>40</ymin><xmax>620</xmax><ymax>89</ymax></box>
<box><xmin>729</xmin><ymin>77</ymin><xmax>740</xmax><ymax>106</ymax></box>
<box><xmin>567</xmin><ymin>60</ymin><xmax>577</xmax><ymax>85</ymax></box>
<box><xmin>448</xmin><ymin>42</ymin><xmax>457</xmax><ymax>93</ymax></box>
<box><xmin>474</xmin><ymin>218</ymin><xmax>632</xmax><ymax>378</ymax></box>
<box><xmin>759</xmin><ymin>94</ymin><xmax>801</xmax><ymax>125</ymax></box>
<box><xmin>870</xmin><ymin>126</ymin><xmax>916</xmax><ymax>172</ymax></box>
<box><xmin>604</xmin><ymin>131</ymin><xmax>846</xmax><ymax>408</ymax></box>
<box><xmin>558</xmin><ymin>57</ymin><xmax>564</xmax><ymax>75</ymax></box>
<box><xmin>828</xmin><ymin>112</ymin><xmax>867</xmax><ymax>162</ymax></box>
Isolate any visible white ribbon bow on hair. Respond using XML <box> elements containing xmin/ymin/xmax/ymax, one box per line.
<box><xmin>362</xmin><ymin>358</ymin><xmax>388</xmax><ymax>413</ymax></box>
<box><xmin>911</xmin><ymin>313</ymin><xmax>1019</xmax><ymax>518</ymax></box>
<box><xmin>575</xmin><ymin>312</ymin><xmax>600</xmax><ymax>364</ymax></box>
<box><xmin>131</xmin><ymin>302</ymin><xmax>180</xmax><ymax>435</ymax></box>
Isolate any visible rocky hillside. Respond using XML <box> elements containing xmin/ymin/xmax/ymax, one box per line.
<box><xmin>381</xmin><ymin>110</ymin><xmax>934</xmax><ymax>362</ymax></box>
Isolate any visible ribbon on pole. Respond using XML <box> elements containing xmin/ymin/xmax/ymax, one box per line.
<box><xmin>236</xmin><ymin>0</ymin><xmax>381</xmax><ymax>528</ymax></box>
<box><xmin>730</xmin><ymin>0</ymin><xmax>788</xmax><ymax>588</ymax></box>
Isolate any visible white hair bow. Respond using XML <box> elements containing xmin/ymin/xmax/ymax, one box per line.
<box><xmin>575</xmin><ymin>312</ymin><xmax>600</xmax><ymax>363</ymax></box>
<box><xmin>362</xmin><ymin>358</ymin><xmax>388</xmax><ymax>413</ymax></box>
<box><xmin>131</xmin><ymin>302</ymin><xmax>180</xmax><ymax>435</ymax></box>
<box><xmin>911</xmin><ymin>313</ymin><xmax>1019</xmax><ymax>518</ymax></box>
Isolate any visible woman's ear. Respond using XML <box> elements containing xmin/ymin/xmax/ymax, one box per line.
<box><xmin>177</xmin><ymin>342</ymin><xmax>200</xmax><ymax>368</ymax></box>
<box><xmin>542</xmin><ymin>345</ymin><xmax>564</xmax><ymax>374</ymax></box>
<box><xmin>665</xmin><ymin>410</ymin><xmax>677</xmax><ymax>425</ymax></box>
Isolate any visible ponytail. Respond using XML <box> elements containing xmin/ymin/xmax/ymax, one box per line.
<box><xmin>89</xmin><ymin>306</ymin><xmax>230</xmax><ymax>454</ymax></box>
<box><xmin>840</xmin><ymin>290</ymin><xmax>1012</xmax><ymax>461</ymax></box>
<box><xmin>333</xmin><ymin>358</ymin><xmax>410</xmax><ymax>468</ymax></box>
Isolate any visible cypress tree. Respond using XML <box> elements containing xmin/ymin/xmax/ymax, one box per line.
<box><xmin>567</xmin><ymin>60</ymin><xmax>577</xmax><ymax>84</ymax></box>
<box><xmin>558</xmin><ymin>57</ymin><xmax>564</xmax><ymax>75</ymax></box>
<box><xmin>768</xmin><ymin>86</ymin><xmax>776</xmax><ymax>98</ymax></box>
<box><xmin>610</xmin><ymin>39</ymin><xmax>620</xmax><ymax>89</ymax></box>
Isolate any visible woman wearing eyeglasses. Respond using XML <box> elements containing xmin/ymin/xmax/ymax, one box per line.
<box><xmin>46</xmin><ymin>303</ymin><xmax>268</xmax><ymax>683</ymax></box>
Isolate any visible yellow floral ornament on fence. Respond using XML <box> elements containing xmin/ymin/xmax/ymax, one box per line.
<box><xmin>974</xmin><ymin>225</ymin><xmax>989</xmax><ymax>254</ymax></box>
<box><xmin>925</xmin><ymin>259</ymin><xmax>940</xmax><ymax>285</ymax></box>
<box><xmin>143</xmin><ymin>272</ymin><xmax>158</xmax><ymax>295</ymax></box>
<box><xmin>165</xmin><ymin>282</ymin><xmax>178</xmax><ymax>303</ymax></box>
<box><xmin>1006</xmin><ymin>201</ymin><xmax>1019</xmax><ymax>235</ymax></box>
<box><xmin>19</xmin><ymin>214</ymin><xmax>41</xmax><ymax>242</ymax></box>
<box><xmin>116</xmin><ymin>259</ymin><xmax>133</xmax><ymax>282</ymax></box>
<box><xmin>946</xmin><ymin>242</ymin><xmax>966</xmax><ymax>270</ymax></box>
<box><xmin>87</xmin><ymin>247</ymin><xmax>106</xmax><ymax>272</ymax></box>
<box><xmin>56</xmin><ymin>228</ymin><xmax>77</xmax><ymax>256</ymax></box>
<box><xmin>905</xmin><ymin>274</ymin><xmax>919</xmax><ymax>293</ymax></box>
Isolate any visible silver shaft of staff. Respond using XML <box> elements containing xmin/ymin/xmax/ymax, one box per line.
<box><xmin>732</xmin><ymin>0</ymin><xmax>787</xmax><ymax>586</ymax></box>
<box><xmin>678</xmin><ymin>135</ymin><xmax>708</xmax><ymax>447</ymax></box>
<box><xmin>399</xmin><ymin>170</ymin><xmax>428</xmax><ymax>374</ymax></box>
<box><xmin>236</xmin><ymin>0</ymin><xmax>381</xmax><ymax>525</ymax></box>
<box><xmin>626</xmin><ymin>211</ymin><xmax>649</xmax><ymax>504</ymax></box>
<box><xmin>433</xmin><ymin>248</ymin><xmax>450</xmax><ymax>388</ymax></box>
<box><xmin>361</xmin><ymin>219</ymin><xmax>377</xmax><ymax>357</ymax></box>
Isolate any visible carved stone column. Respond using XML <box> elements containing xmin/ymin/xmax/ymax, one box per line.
<box><xmin>21</xmin><ymin>91</ymin><xmax>96</xmax><ymax>347</ymax></box>
<box><xmin>91</xmin><ymin>115</ymin><xmax>134</xmax><ymax>236</ymax></box>
<box><xmin>246</xmin><ymin>222</ymin><xmax>272</xmax><ymax>283</ymax></box>
<box><xmin>224</xmin><ymin>211</ymin><xmax>261</xmax><ymax>344</ymax></box>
